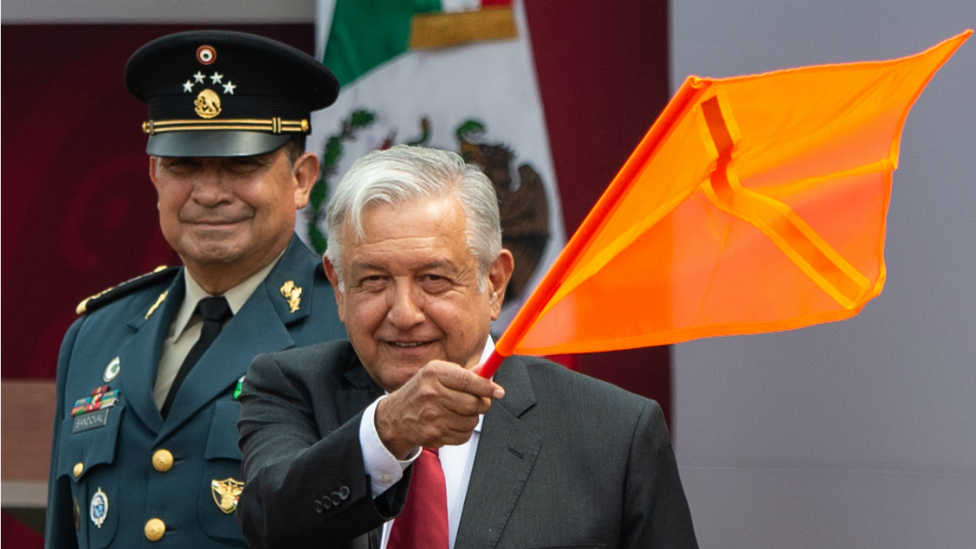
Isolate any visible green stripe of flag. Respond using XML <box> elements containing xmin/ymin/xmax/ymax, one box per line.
<box><xmin>323</xmin><ymin>0</ymin><xmax>442</xmax><ymax>86</ymax></box>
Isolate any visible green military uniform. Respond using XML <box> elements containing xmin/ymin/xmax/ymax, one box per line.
<box><xmin>46</xmin><ymin>238</ymin><xmax>345</xmax><ymax>548</ymax></box>
<box><xmin>45</xmin><ymin>31</ymin><xmax>343</xmax><ymax>548</ymax></box>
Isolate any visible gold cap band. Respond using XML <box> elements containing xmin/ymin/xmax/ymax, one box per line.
<box><xmin>142</xmin><ymin>117</ymin><xmax>309</xmax><ymax>135</ymax></box>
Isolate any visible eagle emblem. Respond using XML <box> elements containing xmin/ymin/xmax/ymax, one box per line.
<box><xmin>456</xmin><ymin>120</ymin><xmax>550</xmax><ymax>303</ymax></box>
<box><xmin>211</xmin><ymin>478</ymin><xmax>244</xmax><ymax>514</ymax></box>
<box><xmin>194</xmin><ymin>89</ymin><xmax>222</xmax><ymax>119</ymax></box>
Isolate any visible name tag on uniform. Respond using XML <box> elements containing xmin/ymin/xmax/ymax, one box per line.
<box><xmin>73</xmin><ymin>408</ymin><xmax>110</xmax><ymax>433</ymax></box>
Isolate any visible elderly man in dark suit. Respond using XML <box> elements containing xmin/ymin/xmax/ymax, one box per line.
<box><xmin>236</xmin><ymin>145</ymin><xmax>698</xmax><ymax>549</ymax></box>
<box><xmin>45</xmin><ymin>31</ymin><xmax>346</xmax><ymax>549</ymax></box>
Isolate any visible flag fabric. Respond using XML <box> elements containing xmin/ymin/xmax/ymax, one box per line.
<box><xmin>480</xmin><ymin>30</ymin><xmax>971</xmax><ymax>377</ymax></box>
<box><xmin>305</xmin><ymin>0</ymin><xmax>566</xmax><ymax>333</ymax></box>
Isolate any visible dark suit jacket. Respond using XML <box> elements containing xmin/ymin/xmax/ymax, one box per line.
<box><xmin>45</xmin><ymin>236</ymin><xmax>346</xmax><ymax>549</ymax></box>
<box><xmin>237</xmin><ymin>340</ymin><xmax>698</xmax><ymax>549</ymax></box>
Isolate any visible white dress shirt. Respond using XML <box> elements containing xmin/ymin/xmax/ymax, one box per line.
<box><xmin>359</xmin><ymin>339</ymin><xmax>494</xmax><ymax>549</ymax></box>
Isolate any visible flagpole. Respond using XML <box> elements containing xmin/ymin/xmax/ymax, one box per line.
<box><xmin>478</xmin><ymin>79</ymin><xmax>708</xmax><ymax>379</ymax></box>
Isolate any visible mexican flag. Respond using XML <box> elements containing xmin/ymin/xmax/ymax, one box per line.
<box><xmin>302</xmin><ymin>0</ymin><xmax>567</xmax><ymax>332</ymax></box>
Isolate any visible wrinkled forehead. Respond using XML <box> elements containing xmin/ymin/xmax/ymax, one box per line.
<box><xmin>341</xmin><ymin>199</ymin><xmax>472</xmax><ymax>261</ymax></box>
<box><xmin>349</xmin><ymin>195</ymin><xmax>465</xmax><ymax>241</ymax></box>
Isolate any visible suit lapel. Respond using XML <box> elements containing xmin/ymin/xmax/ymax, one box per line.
<box><xmin>159</xmin><ymin>286</ymin><xmax>294</xmax><ymax>438</ymax></box>
<box><xmin>337</xmin><ymin>358</ymin><xmax>384</xmax><ymax>424</ymax></box>
<box><xmin>157</xmin><ymin>238</ymin><xmax>317</xmax><ymax>439</ymax></box>
<box><xmin>117</xmin><ymin>272</ymin><xmax>186</xmax><ymax>434</ymax></box>
<box><xmin>456</xmin><ymin>357</ymin><xmax>542</xmax><ymax>549</ymax></box>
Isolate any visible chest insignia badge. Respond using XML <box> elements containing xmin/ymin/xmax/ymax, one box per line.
<box><xmin>103</xmin><ymin>356</ymin><xmax>121</xmax><ymax>383</ymax></box>
<box><xmin>211</xmin><ymin>478</ymin><xmax>245</xmax><ymax>514</ymax></box>
<box><xmin>72</xmin><ymin>385</ymin><xmax>119</xmax><ymax>418</ymax></box>
<box><xmin>233</xmin><ymin>375</ymin><xmax>245</xmax><ymax>400</ymax></box>
<box><xmin>90</xmin><ymin>487</ymin><xmax>109</xmax><ymax>528</ymax></box>
<box><xmin>280</xmin><ymin>281</ymin><xmax>302</xmax><ymax>313</ymax></box>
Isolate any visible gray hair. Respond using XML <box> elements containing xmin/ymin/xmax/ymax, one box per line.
<box><xmin>325</xmin><ymin>145</ymin><xmax>501</xmax><ymax>291</ymax></box>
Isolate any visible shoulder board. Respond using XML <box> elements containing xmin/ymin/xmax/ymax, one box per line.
<box><xmin>76</xmin><ymin>266</ymin><xmax>179</xmax><ymax>315</ymax></box>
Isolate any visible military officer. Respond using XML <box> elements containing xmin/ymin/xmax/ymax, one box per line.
<box><xmin>44</xmin><ymin>30</ymin><xmax>346</xmax><ymax>549</ymax></box>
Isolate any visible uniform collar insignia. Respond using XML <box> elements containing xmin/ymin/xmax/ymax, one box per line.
<box><xmin>280</xmin><ymin>281</ymin><xmax>302</xmax><ymax>313</ymax></box>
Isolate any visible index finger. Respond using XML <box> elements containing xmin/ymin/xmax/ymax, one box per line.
<box><xmin>437</xmin><ymin>362</ymin><xmax>505</xmax><ymax>400</ymax></box>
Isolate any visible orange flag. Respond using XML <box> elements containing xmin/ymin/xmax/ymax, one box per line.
<box><xmin>480</xmin><ymin>30</ymin><xmax>971</xmax><ymax>378</ymax></box>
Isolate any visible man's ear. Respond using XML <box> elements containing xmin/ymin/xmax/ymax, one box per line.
<box><xmin>323</xmin><ymin>256</ymin><xmax>345</xmax><ymax>323</ymax></box>
<box><xmin>488</xmin><ymin>249</ymin><xmax>515</xmax><ymax>320</ymax></box>
<box><xmin>148</xmin><ymin>156</ymin><xmax>159</xmax><ymax>185</ymax></box>
<box><xmin>292</xmin><ymin>152</ymin><xmax>319</xmax><ymax>209</ymax></box>
<box><xmin>148</xmin><ymin>157</ymin><xmax>163</xmax><ymax>208</ymax></box>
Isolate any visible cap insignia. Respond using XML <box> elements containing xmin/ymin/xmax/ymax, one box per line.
<box><xmin>182</xmin><ymin>69</ymin><xmax>236</xmax><ymax>119</ymax></box>
<box><xmin>196</xmin><ymin>45</ymin><xmax>216</xmax><ymax>65</ymax></box>
<box><xmin>194</xmin><ymin>89</ymin><xmax>222</xmax><ymax>119</ymax></box>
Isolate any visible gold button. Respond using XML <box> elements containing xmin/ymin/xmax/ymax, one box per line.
<box><xmin>152</xmin><ymin>449</ymin><xmax>174</xmax><ymax>472</ymax></box>
<box><xmin>73</xmin><ymin>463</ymin><xmax>84</xmax><ymax>478</ymax></box>
<box><xmin>144</xmin><ymin>518</ymin><xmax>166</xmax><ymax>541</ymax></box>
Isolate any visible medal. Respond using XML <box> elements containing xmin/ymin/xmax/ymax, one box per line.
<box><xmin>211</xmin><ymin>478</ymin><xmax>245</xmax><ymax>514</ymax></box>
<box><xmin>103</xmin><ymin>356</ymin><xmax>121</xmax><ymax>382</ymax></box>
<box><xmin>90</xmin><ymin>487</ymin><xmax>108</xmax><ymax>528</ymax></box>
<box><xmin>72</xmin><ymin>386</ymin><xmax>119</xmax><ymax>418</ymax></box>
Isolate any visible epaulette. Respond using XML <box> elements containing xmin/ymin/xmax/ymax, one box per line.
<box><xmin>76</xmin><ymin>266</ymin><xmax>179</xmax><ymax>315</ymax></box>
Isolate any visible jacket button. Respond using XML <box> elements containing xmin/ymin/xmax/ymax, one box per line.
<box><xmin>338</xmin><ymin>486</ymin><xmax>350</xmax><ymax>500</ymax></box>
<box><xmin>144</xmin><ymin>518</ymin><xmax>166</xmax><ymax>541</ymax></box>
<box><xmin>314</xmin><ymin>500</ymin><xmax>324</xmax><ymax>514</ymax></box>
<box><xmin>73</xmin><ymin>463</ymin><xmax>84</xmax><ymax>478</ymax></box>
<box><xmin>152</xmin><ymin>449</ymin><xmax>174</xmax><ymax>472</ymax></box>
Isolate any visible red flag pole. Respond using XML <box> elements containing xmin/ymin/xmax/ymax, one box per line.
<box><xmin>479</xmin><ymin>79</ymin><xmax>708</xmax><ymax>379</ymax></box>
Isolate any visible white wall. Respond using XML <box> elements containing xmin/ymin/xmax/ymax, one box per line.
<box><xmin>672</xmin><ymin>2</ymin><xmax>976</xmax><ymax>548</ymax></box>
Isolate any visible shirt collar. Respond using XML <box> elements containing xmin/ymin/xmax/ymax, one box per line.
<box><xmin>473</xmin><ymin>336</ymin><xmax>495</xmax><ymax>434</ymax></box>
<box><xmin>479</xmin><ymin>335</ymin><xmax>496</xmax><ymax>365</ymax></box>
<box><xmin>170</xmin><ymin>250</ymin><xmax>285</xmax><ymax>341</ymax></box>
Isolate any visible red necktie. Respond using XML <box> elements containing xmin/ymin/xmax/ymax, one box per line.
<box><xmin>387</xmin><ymin>448</ymin><xmax>449</xmax><ymax>549</ymax></box>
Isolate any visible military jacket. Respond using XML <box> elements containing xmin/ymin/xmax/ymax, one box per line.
<box><xmin>45</xmin><ymin>236</ymin><xmax>346</xmax><ymax>549</ymax></box>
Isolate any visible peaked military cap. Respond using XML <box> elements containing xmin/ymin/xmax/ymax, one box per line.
<box><xmin>125</xmin><ymin>30</ymin><xmax>339</xmax><ymax>157</ymax></box>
